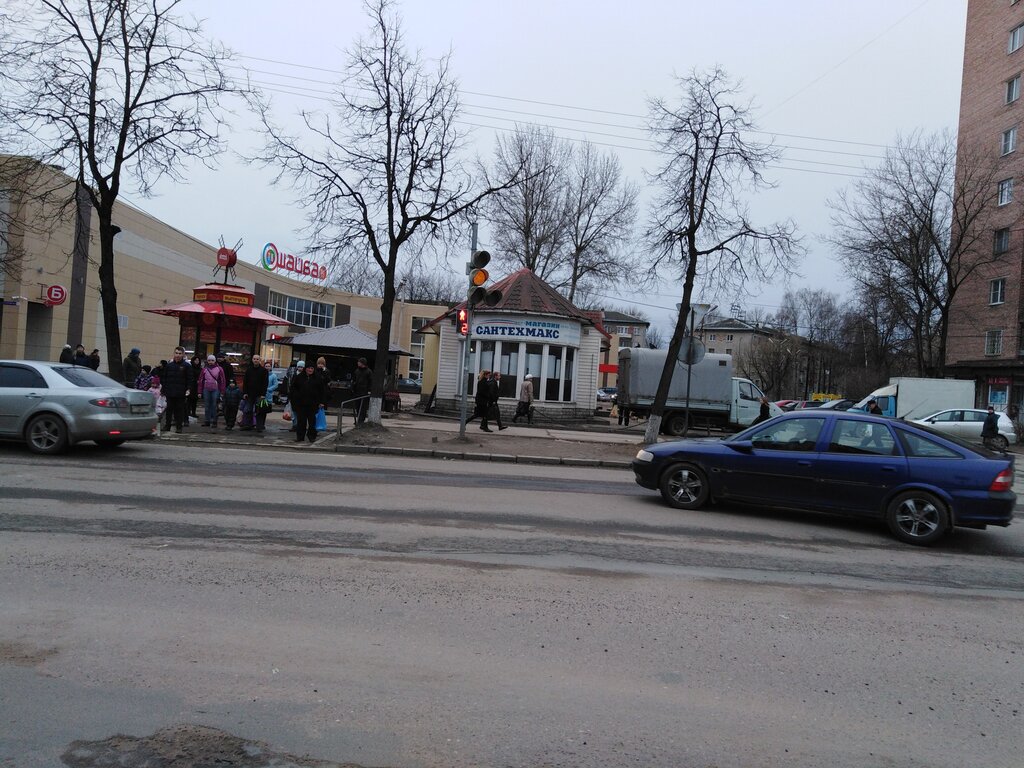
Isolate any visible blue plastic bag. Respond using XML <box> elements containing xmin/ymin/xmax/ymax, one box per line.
<box><xmin>314</xmin><ymin>406</ymin><xmax>327</xmax><ymax>431</ymax></box>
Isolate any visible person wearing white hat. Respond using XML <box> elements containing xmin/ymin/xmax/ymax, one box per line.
<box><xmin>198</xmin><ymin>354</ymin><xmax>227</xmax><ymax>427</ymax></box>
<box><xmin>513</xmin><ymin>373</ymin><xmax>534</xmax><ymax>424</ymax></box>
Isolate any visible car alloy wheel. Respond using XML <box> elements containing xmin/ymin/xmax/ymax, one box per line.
<box><xmin>658</xmin><ymin>462</ymin><xmax>710</xmax><ymax>510</ymax></box>
<box><xmin>885</xmin><ymin>490</ymin><xmax>949</xmax><ymax>546</ymax></box>
<box><xmin>26</xmin><ymin>413</ymin><xmax>70</xmax><ymax>455</ymax></box>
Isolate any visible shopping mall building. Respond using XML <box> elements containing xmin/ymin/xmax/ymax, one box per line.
<box><xmin>1</xmin><ymin>159</ymin><xmax>638</xmax><ymax>418</ymax></box>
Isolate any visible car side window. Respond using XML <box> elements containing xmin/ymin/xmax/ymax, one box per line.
<box><xmin>827</xmin><ymin>419</ymin><xmax>895</xmax><ymax>456</ymax></box>
<box><xmin>738</xmin><ymin>381</ymin><xmax>757</xmax><ymax>401</ymax></box>
<box><xmin>0</xmin><ymin>365</ymin><xmax>47</xmax><ymax>388</ymax></box>
<box><xmin>964</xmin><ymin>411</ymin><xmax>987</xmax><ymax>423</ymax></box>
<box><xmin>932</xmin><ymin>410</ymin><xmax>959</xmax><ymax>423</ymax></box>
<box><xmin>899</xmin><ymin>431</ymin><xmax>962</xmax><ymax>459</ymax></box>
<box><xmin>750</xmin><ymin>417</ymin><xmax>824</xmax><ymax>452</ymax></box>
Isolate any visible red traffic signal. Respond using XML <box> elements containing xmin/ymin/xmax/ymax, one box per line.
<box><xmin>457</xmin><ymin>307</ymin><xmax>469</xmax><ymax>336</ymax></box>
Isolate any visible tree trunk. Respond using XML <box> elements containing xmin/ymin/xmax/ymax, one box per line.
<box><xmin>642</xmin><ymin>238</ymin><xmax>697</xmax><ymax>445</ymax></box>
<box><xmin>367</xmin><ymin>264</ymin><xmax>398</xmax><ymax>427</ymax></box>
<box><xmin>97</xmin><ymin>209</ymin><xmax>124</xmax><ymax>383</ymax></box>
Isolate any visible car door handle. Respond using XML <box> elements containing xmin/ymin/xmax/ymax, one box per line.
<box><xmin>797</xmin><ymin>460</ymin><xmax>812</xmax><ymax>467</ymax></box>
<box><xmin>880</xmin><ymin>466</ymin><xmax>897</xmax><ymax>473</ymax></box>
<box><xmin>25</xmin><ymin>393</ymin><xmax>43</xmax><ymax>399</ymax></box>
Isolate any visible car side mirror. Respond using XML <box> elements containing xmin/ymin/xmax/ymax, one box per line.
<box><xmin>728</xmin><ymin>440</ymin><xmax>754</xmax><ymax>454</ymax></box>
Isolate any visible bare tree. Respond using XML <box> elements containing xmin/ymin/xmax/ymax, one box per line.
<box><xmin>642</xmin><ymin>68</ymin><xmax>801</xmax><ymax>443</ymax></box>
<box><xmin>252</xmin><ymin>0</ymin><xmax>518</xmax><ymax>426</ymax></box>
<box><xmin>828</xmin><ymin>131</ymin><xmax>1000</xmax><ymax>376</ymax></box>
<box><xmin>735</xmin><ymin>330</ymin><xmax>797</xmax><ymax>399</ymax></box>
<box><xmin>561</xmin><ymin>142</ymin><xmax>639</xmax><ymax>303</ymax></box>
<box><xmin>483</xmin><ymin>125</ymin><xmax>570</xmax><ymax>281</ymax></box>
<box><xmin>644</xmin><ymin>325</ymin><xmax>665</xmax><ymax>349</ymax></box>
<box><xmin>482</xmin><ymin>128</ymin><xmax>640</xmax><ymax>303</ymax></box>
<box><xmin>0</xmin><ymin>0</ymin><xmax>235</xmax><ymax>380</ymax></box>
<box><xmin>397</xmin><ymin>258</ymin><xmax>463</xmax><ymax>305</ymax></box>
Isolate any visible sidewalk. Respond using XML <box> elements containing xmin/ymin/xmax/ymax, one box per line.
<box><xmin>155</xmin><ymin>407</ymin><xmax>648</xmax><ymax>468</ymax></box>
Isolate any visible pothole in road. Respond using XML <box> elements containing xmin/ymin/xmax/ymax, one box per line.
<box><xmin>61</xmin><ymin>724</ymin><xmax>378</xmax><ymax>768</ymax></box>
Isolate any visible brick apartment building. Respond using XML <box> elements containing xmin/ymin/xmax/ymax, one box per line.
<box><xmin>947</xmin><ymin>1</ymin><xmax>1024</xmax><ymax>410</ymax></box>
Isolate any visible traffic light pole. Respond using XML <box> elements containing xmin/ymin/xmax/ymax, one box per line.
<box><xmin>457</xmin><ymin>225</ymin><xmax>478</xmax><ymax>440</ymax></box>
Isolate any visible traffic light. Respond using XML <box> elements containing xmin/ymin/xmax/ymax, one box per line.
<box><xmin>467</xmin><ymin>250</ymin><xmax>502</xmax><ymax>307</ymax></box>
<box><xmin>469</xmin><ymin>250</ymin><xmax>490</xmax><ymax>288</ymax></box>
<box><xmin>457</xmin><ymin>307</ymin><xmax>469</xmax><ymax>336</ymax></box>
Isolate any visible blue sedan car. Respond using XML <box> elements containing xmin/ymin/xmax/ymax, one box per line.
<box><xmin>632</xmin><ymin>411</ymin><xmax>1015</xmax><ymax>546</ymax></box>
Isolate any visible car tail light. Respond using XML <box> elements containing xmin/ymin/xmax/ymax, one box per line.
<box><xmin>989</xmin><ymin>469</ymin><xmax>1014</xmax><ymax>492</ymax></box>
<box><xmin>90</xmin><ymin>397</ymin><xmax>128</xmax><ymax>408</ymax></box>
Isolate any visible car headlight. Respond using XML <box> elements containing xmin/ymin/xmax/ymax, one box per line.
<box><xmin>635</xmin><ymin>449</ymin><xmax>654</xmax><ymax>462</ymax></box>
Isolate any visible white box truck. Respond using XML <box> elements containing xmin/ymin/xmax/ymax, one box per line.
<box><xmin>852</xmin><ymin>377</ymin><xmax>975</xmax><ymax>420</ymax></box>
<box><xmin>617</xmin><ymin>348</ymin><xmax>782</xmax><ymax>435</ymax></box>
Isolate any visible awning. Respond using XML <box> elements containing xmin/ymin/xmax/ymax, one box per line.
<box><xmin>146</xmin><ymin>301</ymin><xmax>290</xmax><ymax>325</ymax></box>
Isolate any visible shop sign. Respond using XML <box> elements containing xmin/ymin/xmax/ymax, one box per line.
<box><xmin>988</xmin><ymin>376</ymin><xmax>1011</xmax><ymax>385</ymax></box>
<box><xmin>261</xmin><ymin>242</ymin><xmax>327</xmax><ymax>281</ymax></box>
<box><xmin>45</xmin><ymin>285</ymin><xmax>67</xmax><ymax>306</ymax></box>
<box><xmin>471</xmin><ymin>315</ymin><xmax>581</xmax><ymax>346</ymax></box>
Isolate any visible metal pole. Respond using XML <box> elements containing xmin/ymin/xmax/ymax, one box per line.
<box><xmin>458</xmin><ymin>224</ymin><xmax>477</xmax><ymax>439</ymax></box>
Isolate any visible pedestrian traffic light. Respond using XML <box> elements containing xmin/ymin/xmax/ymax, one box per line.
<box><xmin>467</xmin><ymin>250</ymin><xmax>502</xmax><ymax>307</ymax></box>
<box><xmin>457</xmin><ymin>307</ymin><xmax>469</xmax><ymax>336</ymax></box>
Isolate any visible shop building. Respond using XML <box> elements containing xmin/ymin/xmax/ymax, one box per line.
<box><xmin>0</xmin><ymin>158</ymin><xmax>446</xmax><ymax>381</ymax></box>
<box><xmin>421</xmin><ymin>269</ymin><xmax>610</xmax><ymax>420</ymax></box>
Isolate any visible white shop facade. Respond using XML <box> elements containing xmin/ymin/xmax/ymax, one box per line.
<box><xmin>422</xmin><ymin>269</ymin><xmax>608</xmax><ymax>420</ymax></box>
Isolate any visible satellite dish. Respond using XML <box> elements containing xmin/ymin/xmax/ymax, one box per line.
<box><xmin>677</xmin><ymin>337</ymin><xmax>706</xmax><ymax>366</ymax></box>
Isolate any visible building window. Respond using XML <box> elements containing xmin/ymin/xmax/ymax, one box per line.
<box><xmin>707</xmin><ymin>347</ymin><xmax>715</xmax><ymax>353</ymax></box>
<box><xmin>725</xmin><ymin>348</ymin><xmax>733</xmax><ymax>355</ymax></box>
<box><xmin>409</xmin><ymin>317</ymin><xmax>427</xmax><ymax>379</ymax></box>
<box><xmin>998</xmin><ymin>178</ymin><xmax>1014</xmax><ymax>206</ymax></box>
<box><xmin>268</xmin><ymin>291</ymin><xmax>334</xmax><ymax>328</ymax></box>
<box><xmin>986</xmin><ymin>330</ymin><xmax>1003</xmax><ymax>356</ymax></box>
<box><xmin>991</xmin><ymin>278</ymin><xmax>1007</xmax><ymax>305</ymax></box>
<box><xmin>726</xmin><ymin>334</ymin><xmax>734</xmax><ymax>342</ymax></box>
<box><xmin>1011</xmin><ymin>24</ymin><xmax>1024</xmax><ymax>53</ymax></box>
<box><xmin>708</xmin><ymin>333</ymin><xmax>716</xmax><ymax>341</ymax></box>
<box><xmin>995</xmin><ymin>228</ymin><xmax>1011</xmax><ymax>254</ymax></box>
<box><xmin>1004</xmin><ymin>127</ymin><xmax>1019</xmax><ymax>155</ymax></box>
<box><xmin>1008</xmin><ymin>76</ymin><xmax>1021</xmax><ymax>104</ymax></box>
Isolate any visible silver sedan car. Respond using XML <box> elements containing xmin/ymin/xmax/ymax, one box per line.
<box><xmin>0</xmin><ymin>360</ymin><xmax>157</xmax><ymax>454</ymax></box>
<box><xmin>912</xmin><ymin>408</ymin><xmax>1017</xmax><ymax>451</ymax></box>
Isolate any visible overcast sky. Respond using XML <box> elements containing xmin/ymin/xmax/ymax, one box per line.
<box><xmin>123</xmin><ymin>0</ymin><xmax>967</xmax><ymax>333</ymax></box>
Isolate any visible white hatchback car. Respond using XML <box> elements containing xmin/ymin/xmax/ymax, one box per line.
<box><xmin>0</xmin><ymin>360</ymin><xmax>157</xmax><ymax>454</ymax></box>
<box><xmin>912</xmin><ymin>408</ymin><xmax>1017</xmax><ymax>451</ymax></box>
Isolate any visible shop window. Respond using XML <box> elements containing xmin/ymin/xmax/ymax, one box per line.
<box><xmin>562</xmin><ymin>347</ymin><xmax>575</xmax><ymax>401</ymax></box>
<box><xmin>545</xmin><ymin>348</ymin><xmax>563</xmax><ymax>401</ymax></box>
<box><xmin>498</xmin><ymin>342</ymin><xmax>519</xmax><ymax>398</ymax></box>
<box><xmin>525</xmin><ymin>344</ymin><xmax>543</xmax><ymax>396</ymax></box>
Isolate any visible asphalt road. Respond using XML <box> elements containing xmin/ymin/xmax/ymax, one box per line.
<box><xmin>2</xmin><ymin>441</ymin><xmax>1023</xmax><ymax>768</ymax></box>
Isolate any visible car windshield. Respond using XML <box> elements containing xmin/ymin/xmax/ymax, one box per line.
<box><xmin>53</xmin><ymin>366</ymin><xmax>123</xmax><ymax>388</ymax></box>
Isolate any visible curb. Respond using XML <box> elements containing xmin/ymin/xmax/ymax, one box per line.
<box><xmin>332</xmin><ymin>443</ymin><xmax>631</xmax><ymax>469</ymax></box>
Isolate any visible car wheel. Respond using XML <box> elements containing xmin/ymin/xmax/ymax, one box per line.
<box><xmin>94</xmin><ymin>438</ymin><xmax>126</xmax><ymax>448</ymax></box>
<box><xmin>994</xmin><ymin>435</ymin><xmax>1010</xmax><ymax>452</ymax></box>
<box><xmin>885</xmin><ymin>490</ymin><xmax>949</xmax><ymax>546</ymax></box>
<box><xmin>658</xmin><ymin>462</ymin><xmax>710</xmax><ymax>510</ymax></box>
<box><xmin>26</xmin><ymin>414</ymin><xmax>70</xmax><ymax>455</ymax></box>
<box><xmin>665</xmin><ymin>413</ymin><xmax>689</xmax><ymax>436</ymax></box>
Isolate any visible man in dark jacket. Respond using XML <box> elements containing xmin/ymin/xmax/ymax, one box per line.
<box><xmin>217</xmin><ymin>352</ymin><xmax>236</xmax><ymax>387</ymax></box>
<box><xmin>123</xmin><ymin>348</ymin><xmax>143</xmax><ymax>387</ymax></box>
<box><xmin>72</xmin><ymin>345</ymin><xmax>90</xmax><ymax>366</ymax></box>
<box><xmin>352</xmin><ymin>357</ymin><xmax>372</xmax><ymax>425</ymax></box>
<box><xmin>290</xmin><ymin>360</ymin><xmax>327</xmax><ymax>443</ymax></box>
<box><xmin>487</xmin><ymin>371</ymin><xmax>507</xmax><ymax>430</ymax></box>
<box><xmin>241</xmin><ymin>353</ymin><xmax>270</xmax><ymax>432</ymax></box>
<box><xmin>160</xmin><ymin>346</ymin><xmax>192</xmax><ymax>433</ymax></box>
